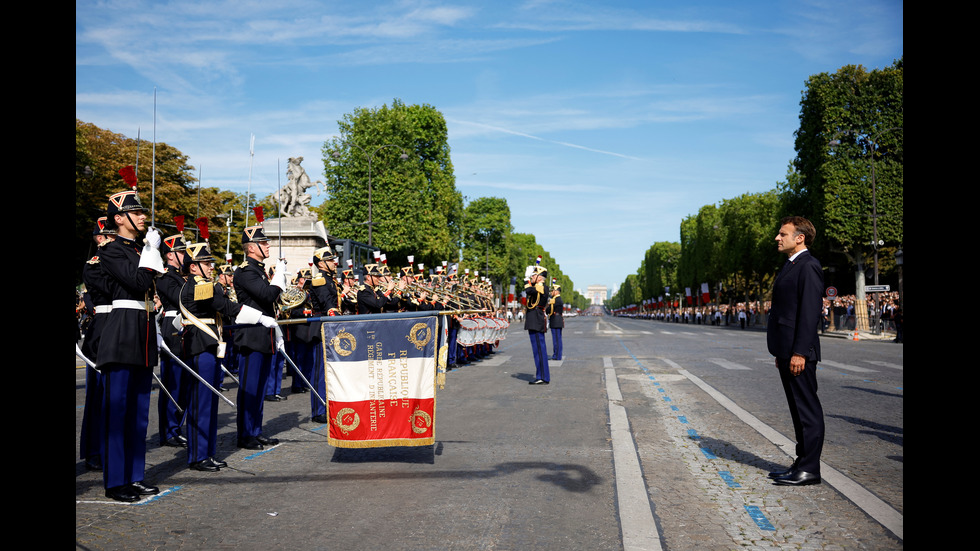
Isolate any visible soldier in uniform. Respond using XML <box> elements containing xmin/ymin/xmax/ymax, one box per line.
<box><xmin>79</xmin><ymin>217</ymin><xmax>115</xmax><ymax>471</ymax></box>
<box><xmin>179</xmin><ymin>238</ymin><xmax>277</xmax><ymax>471</ymax></box>
<box><xmin>232</xmin><ymin>224</ymin><xmax>287</xmax><ymax>450</ymax></box>
<box><xmin>524</xmin><ymin>264</ymin><xmax>550</xmax><ymax>385</ymax></box>
<box><xmin>216</xmin><ymin>264</ymin><xmax>240</xmax><ymax>389</ymax></box>
<box><xmin>155</xmin><ymin>229</ymin><xmax>191</xmax><ymax>448</ymax></box>
<box><xmin>356</xmin><ymin>263</ymin><xmax>401</xmax><ymax>314</ymax></box>
<box><xmin>305</xmin><ymin>246</ymin><xmax>343</xmax><ymax>422</ymax></box>
<box><xmin>96</xmin><ymin>179</ymin><xmax>166</xmax><ymax>502</ymax></box>
<box><xmin>548</xmin><ymin>282</ymin><xmax>565</xmax><ymax>361</ymax></box>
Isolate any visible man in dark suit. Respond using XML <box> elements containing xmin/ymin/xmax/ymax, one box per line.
<box><xmin>767</xmin><ymin>216</ymin><xmax>825</xmax><ymax>486</ymax></box>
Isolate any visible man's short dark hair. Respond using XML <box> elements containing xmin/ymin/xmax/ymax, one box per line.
<box><xmin>780</xmin><ymin>216</ymin><xmax>816</xmax><ymax>247</ymax></box>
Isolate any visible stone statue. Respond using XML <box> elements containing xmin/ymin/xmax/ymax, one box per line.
<box><xmin>276</xmin><ymin>156</ymin><xmax>323</xmax><ymax>217</ymax></box>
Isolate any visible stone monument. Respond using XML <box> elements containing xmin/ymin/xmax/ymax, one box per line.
<box><xmin>263</xmin><ymin>157</ymin><xmax>328</xmax><ymax>279</ymax></box>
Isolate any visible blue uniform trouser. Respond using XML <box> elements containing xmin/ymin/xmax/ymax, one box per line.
<box><xmin>294</xmin><ymin>340</ymin><xmax>325</xmax><ymax>417</ymax></box>
<box><xmin>101</xmin><ymin>364</ymin><xmax>152</xmax><ymax>489</ymax></box>
<box><xmin>265</xmin><ymin>348</ymin><xmax>285</xmax><ymax>397</ymax></box>
<box><xmin>187</xmin><ymin>352</ymin><xmax>221</xmax><ymax>464</ymax></box>
<box><xmin>528</xmin><ymin>331</ymin><xmax>550</xmax><ymax>382</ymax></box>
<box><xmin>237</xmin><ymin>350</ymin><xmax>273</xmax><ymax>440</ymax></box>
<box><xmin>80</xmin><ymin>365</ymin><xmax>104</xmax><ymax>463</ymax></box>
<box><xmin>158</xmin><ymin>354</ymin><xmax>190</xmax><ymax>444</ymax></box>
<box><xmin>550</xmin><ymin>328</ymin><xmax>563</xmax><ymax>360</ymax></box>
<box><xmin>447</xmin><ymin>326</ymin><xmax>458</xmax><ymax>366</ymax></box>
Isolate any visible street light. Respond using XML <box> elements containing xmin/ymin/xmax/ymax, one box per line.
<box><xmin>829</xmin><ymin>126</ymin><xmax>902</xmax><ymax>335</ymax></box>
<box><xmin>331</xmin><ymin>143</ymin><xmax>410</xmax><ymax>247</ymax></box>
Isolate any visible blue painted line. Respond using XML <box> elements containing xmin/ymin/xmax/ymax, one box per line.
<box><xmin>663</xmin><ymin>396</ymin><xmax>671</xmax><ymax>402</ymax></box>
<box><xmin>677</xmin><ymin>416</ymin><xmax>688</xmax><ymax>424</ymax></box>
<box><xmin>243</xmin><ymin>445</ymin><xmax>280</xmax><ymax>460</ymax></box>
<box><xmin>744</xmin><ymin>505</ymin><xmax>776</xmax><ymax>531</ymax></box>
<box><xmin>700</xmin><ymin>447</ymin><xmax>717</xmax><ymax>459</ymax></box>
<box><xmin>670</xmin><ymin>405</ymin><xmax>679</xmax><ymax>411</ymax></box>
<box><xmin>718</xmin><ymin>471</ymin><xmax>741</xmax><ymax>488</ymax></box>
<box><xmin>687</xmin><ymin>429</ymin><xmax>700</xmax><ymax>440</ymax></box>
<box><xmin>137</xmin><ymin>485</ymin><xmax>181</xmax><ymax>505</ymax></box>
<box><xmin>657</xmin><ymin>388</ymin><xmax>665</xmax><ymax>393</ymax></box>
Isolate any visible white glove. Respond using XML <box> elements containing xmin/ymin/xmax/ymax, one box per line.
<box><xmin>145</xmin><ymin>227</ymin><xmax>162</xmax><ymax>249</ymax></box>
<box><xmin>258</xmin><ymin>315</ymin><xmax>278</xmax><ymax>329</ymax></box>
<box><xmin>270</xmin><ymin>260</ymin><xmax>288</xmax><ymax>291</ymax></box>
<box><xmin>274</xmin><ymin>325</ymin><xmax>285</xmax><ymax>351</ymax></box>
<box><xmin>139</xmin><ymin>230</ymin><xmax>165</xmax><ymax>273</ymax></box>
<box><xmin>156</xmin><ymin>329</ymin><xmax>164</xmax><ymax>349</ymax></box>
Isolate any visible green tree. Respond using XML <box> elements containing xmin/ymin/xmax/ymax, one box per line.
<box><xmin>461</xmin><ymin>197</ymin><xmax>513</xmax><ymax>282</ymax></box>
<box><xmin>717</xmin><ymin>190</ymin><xmax>781</xmax><ymax>306</ymax></box>
<box><xmin>788</xmin><ymin>59</ymin><xmax>903</xmax><ymax>330</ymax></box>
<box><xmin>321</xmin><ymin>99</ymin><xmax>462</xmax><ymax>269</ymax></box>
<box><xmin>642</xmin><ymin>241</ymin><xmax>681</xmax><ymax>302</ymax></box>
<box><xmin>75</xmin><ymin>119</ymin><xmax>256</xmax><ymax>282</ymax></box>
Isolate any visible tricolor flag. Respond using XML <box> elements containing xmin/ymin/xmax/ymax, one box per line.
<box><xmin>701</xmin><ymin>282</ymin><xmax>710</xmax><ymax>304</ymax></box>
<box><xmin>321</xmin><ymin>317</ymin><xmax>438</xmax><ymax>448</ymax></box>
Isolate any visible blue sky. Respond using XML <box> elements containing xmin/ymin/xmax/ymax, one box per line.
<box><xmin>76</xmin><ymin>0</ymin><xmax>903</xmax><ymax>295</ymax></box>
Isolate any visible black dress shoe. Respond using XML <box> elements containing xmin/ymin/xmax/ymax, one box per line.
<box><xmin>105</xmin><ymin>485</ymin><xmax>140</xmax><ymax>502</ymax></box>
<box><xmin>129</xmin><ymin>481</ymin><xmax>160</xmax><ymax>495</ymax></box>
<box><xmin>767</xmin><ymin>466</ymin><xmax>795</xmax><ymax>479</ymax></box>
<box><xmin>312</xmin><ymin>414</ymin><xmax>329</xmax><ymax>424</ymax></box>
<box><xmin>165</xmin><ymin>435</ymin><xmax>188</xmax><ymax>448</ymax></box>
<box><xmin>255</xmin><ymin>434</ymin><xmax>279</xmax><ymax>446</ymax></box>
<box><xmin>190</xmin><ymin>460</ymin><xmax>220</xmax><ymax>472</ymax></box>
<box><xmin>773</xmin><ymin>470</ymin><xmax>821</xmax><ymax>486</ymax></box>
<box><xmin>529</xmin><ymin>379</ymin><xmax>549</xmax><ymax>385</ymax></box>
<box><xmin>208</xmin><ymin>457</ymin><xmax>228</xmax><ymax>468</ymax></box>
<box><xmin>237</xmin><ymin>437</ymin><xmax>263</xmax><ymax>450</ymax></box>
<box><xmin>85</xmin><ymin>457</ymin><xmax>103</xmax><ymax>471</ymax></box>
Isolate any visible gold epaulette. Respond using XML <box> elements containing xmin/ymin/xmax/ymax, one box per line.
<box><xmin>193</xmin><ymin>276</ymin><xmax>214</xmax><ymax>300</ymax></box>
<box><xmin>238</xmin><ymin>260</ymin><xmax>249</xmax><ymax>269</ymax></box>
<box><xmin>312</xmin><ymin>276</ymin><xmax>327</xmax><ymax>287</ymax></box>
<box><xmin>86</xmin><ymin>256</ymin><xmax>100</xmax><ymax>265</ymax></box>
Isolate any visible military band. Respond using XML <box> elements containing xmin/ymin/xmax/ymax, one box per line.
<box><xmin>80</xmin><ymin>167</ymin><xmax>522</xmax><ymax>501</ymax></box>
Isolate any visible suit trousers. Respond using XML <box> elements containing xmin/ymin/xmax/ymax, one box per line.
<box><xmin>776</xmin><ymin>356</ymin><xmax>825</xmax><ymax>474</ymax></box>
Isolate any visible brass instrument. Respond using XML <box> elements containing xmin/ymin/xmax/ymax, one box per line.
<box><xmin>277</xmin><ymin>285</ymin><xmax>307</xmax><ymax>313</ymax></box>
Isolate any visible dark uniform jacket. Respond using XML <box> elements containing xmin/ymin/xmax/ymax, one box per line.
<box><xmin>156</xmin><ymin>265</ymin><xmax>186</xmax><ymax>353</ymax></box>
<box><xmin>81</xmin><ymin>251</ymin><xmax>114</xmax><ymax>361</ymax></box>
<box><xmin>357</xmin><ymin>284</ymin><xmax>394</xmax><ymax>314</ymax></box>
<box><xmin>232</xmin><ymin>257</ymin><xmax>282</xmax><ymax>354</ymax></box>
<box><xmin>179</xmin><ymin>276</ymin><xmax>243</xmax><ymax>357</ymax></box>
<box><xmin>523</xmin><ymin>282</ymin><xmax>549</xmax><ymax>333</ymax></box>
<box><xmin>548</xmin><ymin>295</ymin><xmax>565</xmax><ymax>329</ymax></box>
<box><xmin>96</xmin><ymin>236</ymin><xmax>159</xmax><ymax>368</ymax></box>
<box><xmin>766</xmin><ymin>250</ymin><xmax>823</xmax><ymax>361</ymax></box>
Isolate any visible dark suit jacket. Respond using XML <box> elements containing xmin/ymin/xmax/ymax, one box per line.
<box><xmin>767</xmin><ymin>250</ymin><xmax>823</xmax><ymax>361</ymax></box>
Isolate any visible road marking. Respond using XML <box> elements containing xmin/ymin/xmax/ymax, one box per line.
<box><xmin>662</xmin><ymin>359</ymin><xmax>903</xmax><ymax>541</ymax></box>
<box><xmin>863</xmin><ymin>360</ymin><xmax>903</xmax><ymax>371</ymax></box>
<box><xmin>707</xmin><ymin>358</ymin><xmax>751</xmax><ymax>370</ymax></box>
<box><xmin>820</xmin><ymin>359</ymin><xmax>878</xmax><ymax>373</ymax></box>
<box><xmin>604</xmin><ymin>363</ymin><xmax>664</xmax><ymax>551</ymax></box>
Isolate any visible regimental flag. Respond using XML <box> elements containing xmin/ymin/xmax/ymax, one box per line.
<box><xmin>321</xmin><ymin>317</ymin><xmax>438</xmax><ymax>448</ymax></box>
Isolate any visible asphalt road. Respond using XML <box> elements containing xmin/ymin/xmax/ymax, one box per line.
<box><xmin>76</xmin><ymin>315</ymin><xmax>903</xmax><ymax>550</ymax></box>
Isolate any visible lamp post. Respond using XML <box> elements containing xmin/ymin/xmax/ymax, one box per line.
<box><xmin>331</xmin><ymin>143</ymin><xmax>410</xmax><ymax>247</ymax></box>
<box><xmin>829</xmin><ymin>126</ymin><xmax>902</xmax><ymax>335</ymax></box>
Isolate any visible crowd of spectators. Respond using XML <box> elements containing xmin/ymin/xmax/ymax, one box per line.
<box><xmin>612</xmin><ymin>291</ymin><xmax>902</xmax><ymax>342</ymax></box>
